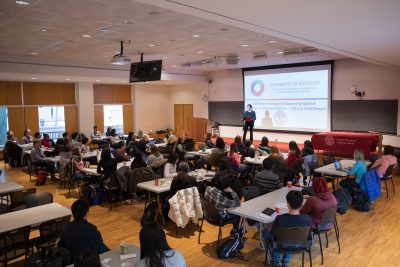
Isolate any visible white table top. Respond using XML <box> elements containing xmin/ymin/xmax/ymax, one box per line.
<box><xmin>45</xmin><ymin>156</ymin><xmax>60</xmax><ymax>163</ymax></box>
<box><xmin>0</xmin><ymin>202</ymin><xmax>71</xmax><ymax>234</ymax></box>
<box><xmin>187</xmin><ymin>149</ymin><xmax>213</xmax><ymax>157</ymax></box>
<box><xmin>314</xmin><ymin>159</ymin><xmax>371</xmax><ymax>177</ymax></box>
<box><xmin>137</xmin><ymin>170</ymin><xmax>215</xmax><ymax>194</ymax></box>
<box><xmin>67</xmin><ymin>244</ymin><xmax>140</xmax><ymax>267</ymax></box>
<box><xmin>81</xmin><ymin>151</ymin><xmax>98</xmax><ymax>159</ymax></box>
<box><xmin>82</xmin><ymin>159</ymin><xmax>134</xmax><ymax>175</ymax></box>
<box><xmin>229</xmin><ymin>186</ymin><xmax>302</xmax><ymax>224</ymax></box>
<box><xmin>0</xmin><ymin>181</ymin><xmax>23</xmax><ymax>194</ymax></box>
<box><xmin>244</xmin><ymin>153</ymin><xmax>288</xmax><ymax>165</ymax></box>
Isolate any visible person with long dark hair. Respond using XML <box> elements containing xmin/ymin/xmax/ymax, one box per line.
<box><xmin>301</xmin><ymin>140</ymin><xmax>314</xmax><ymax>157</ymax></box>
<box><xmin>136</xmin><ymin>222</ymin><xmax>186</xmax><ymax>267</ymax></box>
<box><xmin>233</xmin><ymin>135</ymin><xmax>245</xmax><ymax>155</ymax></box>
<box><xmin>287</xmin><ymin>141</ymin><xmax>301</xmax><ymax>170</ymax></box>
<box><xmin>169</xmin><ymin>162</ymin><xmax>197</xmax><ymax>197</ymax></box>
<box><xmin>242</xmin><ymin>104</ymin><xmax>256</xmax><ymax>144</ymax></box>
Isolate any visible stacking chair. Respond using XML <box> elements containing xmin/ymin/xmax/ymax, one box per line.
<box><xmin>198</xmin><ymin>199</ymin><xmax>232</xmax><ymax>248</ymax></box>
<box><xmin>32</xmin><ymin>215</ymin><xmax>71</xmax><ymax>250</ymax></box>
<box><xmin>265</xmin><ymin>226</ymin><xmax>313</xmax><ymax>267</ymax></box>
<box><xmin>9</xmin><ymin>188</ymin><xmax>37</xmax><ymax>211</ymax></box>
<box><xmin>24</xmin><ymin>192</ymin><xmax>53</xmax><ymax>208</ymax></box>
<box><xmin>0</xmin><ymin>226</ymin><xmax>31</xmax><ymax>267</ymax></box>
<box><xmin>313</xmin><ymin>207</ymin><xmax>340</xmax><ymax>265</ymax></box>
<box><xmin>381</xmin><ymin>164</ymin><xmax>396</xmax><ymax>198</ymax></box>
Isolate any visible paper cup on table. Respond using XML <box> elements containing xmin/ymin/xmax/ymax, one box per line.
<box><xmin>120</xmin><ymin>242</ymin><xmax>129</xmax><ymax>255</ymax></box>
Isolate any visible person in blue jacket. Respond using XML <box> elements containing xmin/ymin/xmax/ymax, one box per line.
<box><xmin>242</xmin><ymin>104</ymin><xmax>256</xmax><ymax>144</ymax></box>
<box><xmin>339</xmin><ymin>149</ymin><xmax>368</xmax><ymax>197</ymax></box>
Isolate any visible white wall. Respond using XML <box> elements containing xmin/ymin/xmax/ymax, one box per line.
<box><xmin>208</xmin><ymin>59</ymin><xmax>400</xmax><ymax>145</ymax></box>
<box><xmin>75</xmin><ymin>83</ymin><xmax>95</xmax><ymax>137</ymax></box>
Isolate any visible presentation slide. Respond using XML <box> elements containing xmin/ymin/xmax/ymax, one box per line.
<box><xmin>243</xmin><ymin>64</ymin><xmax>332</xmax><ymax>132</ymax></box>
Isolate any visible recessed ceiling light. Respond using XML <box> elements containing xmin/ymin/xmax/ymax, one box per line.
<box><xmin>122</xmin><ymin>80</ymin><xmax>126</xmax><ymax>83</ymax></box>
<box><xmin>268</xmin><ymin>40</ymin><xmax>277</xmax><ymax>44</ymax></box>
<box><xmin>65</xmin><ymin>78</ymin><xmax>70</xmax><ymax>81</ymax></box>
<box><xmin>148</xmin><ymin>44</ymin><xmax>155</xmax><ymax>47</ymax></box>
<box><xmin>197</xmin><ymin>51</ymin><xmax>204</xmax><ymax>54</ymax></box>
<box><xmin>172</xmin><ymin>65</ymin><xmax>177</xmax><ymax>67</ymax></box>
<box><xmin>95</xmin><ymin>80</ymin><xmax>100</xmax><ymax>82</ymax></box>
<box><xmin>31</xmin><ymin>77</ymin><xmax>37</xmax><ymax>80</ymax></box>
<box><xmin>241</xmin><ymin>44</ymin><xmax>249</xmax><ymax>47</ymax></box>
<box><xmin>15</xmin><ymin>0</ymin><xmax>30</xmax><ymax>5</ymax></box>
<box><xmin>100</xmin><ymin>28</ymin><xmax>110</xmax><ymax>32</ymax></box>
<box><xmin>41</xmin><ymin>29</ymin><xmax>48</xmax><ymax>32</ymax></box>
<box><xmin>30</xmin><ymin>52</ymin><xmax>38</xmax><ymax>55</ymax></box>
<box><xmin>193</xmin><ymin>34</ymin><xmax>200</xmax><ymax>38</ymax></box>
<box><xmin>82</xmin><ymin>34</ymin><xmax>91</xmax><ymax>38</ymax></box>
<box><xmin>277</xmin><ymin>51</ymin><xmax>284</xmax><ymax>54</ymax></box>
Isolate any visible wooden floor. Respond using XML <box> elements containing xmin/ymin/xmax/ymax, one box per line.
<box><xmin>2</xmin><ymin>164</ymin><xmax>400</xmax><ymax>267</ymax></box>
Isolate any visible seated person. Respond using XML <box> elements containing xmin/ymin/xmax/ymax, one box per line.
<box><xmin>30</xmin><ymin>140</ymin><xmax>55</xmax><ymax>179</ymax></box>
<box><xmin>97</xmin><ymin>148</ymin><xmax>117</xmax><ymax>179</ymax></box>
<box><xmin>208</xmin><ymin>137</ymin><xmax>227</xmax><ymax>167</ymax></box>
<box><xmin>131</xmin><ymin>152</ymin><xmax>147</xmax><ymax>169</ymax></box>
<box><xmin>33</xmin><ymin>132</ymin><xmax>41</xmax><ymax>143</ymax></box>
<box><xmin>137</xmin><ymin>135</ymin><xmax>150</xmax><ymax>161</ymax></box>
<box><xmin>228</xmin><ymin>143</ymin><xmax>249</xmax><ymax>173</ymax></box>
<box><xmin>109</xmin><ymin>129</ymin><xmax>120</xmax><ymax>147</ymax></box>
<box><xmin>204</xmin><ymin>133</ymin><xmax>215</xmax><ymax>149</ymax></box>
<box><xmin>258</xmin><ymin>136</ymin><xmax>271</xmax><ymax>155</ymax></box>
<box><xmin>125</xmin><ymin>131</ymin><xmax>135</xmax><ymax>147</ymax></box>
<box><xmin>71</xmin><ymin>132</ymin><xmax>81</xmax><ymax>147</ymax></box>
<box><xmin>234</xmin><ymin>135</ymin><xmax>246</xmax><ymax>155</ymax></box>
<box><xmin>74</xmin><ymin>251</ymin><xmax>101</xmax><ymax>267</ymax></box>
<box><xmin>339</xmin><ymin>149</ymin><xmax>368</xmax><ymax>197</ymax></box>
<box><xmin>90</xmin><ymin>125</ymin><xmax>102</xmax><ymax>140</ymax></box>
<box><xmin>255</xmin><ymin>158</ymin><xmax>282</xmax><ymax>194</ymax></box>
<box><xmin>136</xmin><ymin>222</ymin><xmax>186</xmax><ymax>267</ymax></box>
<box><xmin>372</xmin><ymin>145</ymin><xmax>397</xmax><ymax>178</ymax></box>
<box><xmin>59</xmin><ymin>199</ymin><xmax>109</xmax><ymax>260</ymax></box>
<box><xmin>170</xmin><ymin>162</ymin><xmax>197</xmax><ymax>197</ymax></box>
<box><xmin>214</xmin><ymin>158</ymin><xmax>243</xmax><ymax>199</ymax></box>
<box><xmin>301</xmin><ymin>140</ymin><xmax>314</xmax><ymax>157</ymax></box>
<box><xmin>242</xmin><ymin>139</ymin><xmax>255</xmax><ymax>158</ymax></box>
<box><xmin>6</xmin><ymin>130</ymin><xmax>18</xmax><ymax>143</ymax></box>
<box><xmin>176</xmin><ymin>150</ymin><xmax>193</xmax><ymax>172</ymax></box>
<box><xmin>41</xmin><ymin>133</ymin><xmax>54</xmax><ymax>148</ymax></box>
<box><xmin>173</xmin><ymin>137</ymin><xmax>184</xmax><ymax>154</ymax></box>
<box><xmin>21</xmin><ymin>129</ymin><xmax>33</xmax><ymax>144</ymax></box>
<box><xmin>286</xmin><ymin>141</ymin><xmax>302</xmax><ymax>170</ymax></box>
<box><xmin>4</xmin><ymin>134</ymin><xmax>22</xmax><ymax>167</ymax></box>
<box><xmin>80</xmin><ymin>137</ymin><xmax>90</xmax><ymax>154</ymax></box>
<box><xmin>204</xmin><ymin>178</ymin><xmax>241</xmax><ymax>235</ymax></box>
<box><xmin>115</xmin><ymin>141</ymin><xmax>132</xmax><ymax>163</ymax></box>
<box><xmin>164</xmin><ymin>153</ymin><xmax>178</xmax><ymax>178</ymax></box>
<box><xmin>300</xmin><ymin>177</ymin><xmax>337</xmax><ymax>228</ymax></box>
<box><xmin>105</xmin><ymin>127</ymin><xmax>112</xmax><ymax>137</ymax></box>
<box><xmin>146</xmin><ymin>145</ymin><xmax>166</xmax><ymax>176</ymax></box>
<box><xmin>72</xmin><ymin>154</ymin><xmax>91</xmax><ymax>181</ymax></box>
<box><xmin>262</xmin><ymin>191</ymin><xmax>313</xmax><ymax>266</ymax></box>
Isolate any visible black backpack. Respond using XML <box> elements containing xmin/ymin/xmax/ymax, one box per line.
<box><xmin>217</xmin><ymin>227</ymin><xmax>245</xmax><ymax>259</ymax></box>
<box><xmin>24</xmin><ymin>247</ymin><xmax>67</xmax><ymax>267</ymax></box>
<box><xmin>81</xmin><ymin>184</ymin><xmax>96</xmax><ymax>204</ymax></box>
<box><xmin>354</xmin><ymin>191</ymin><xmax>371</xmax><ymax>212</ymax></box>
<box><xmin>141</xmin><ymin>201</ymin><xmax>158</xmax><ymax>227</ymax></box>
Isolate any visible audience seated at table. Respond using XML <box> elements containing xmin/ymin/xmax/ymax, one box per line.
<box><xmin>74</xmin><ymin>251</ymin><xmax>101</xmax><ymax>267</ymax></box>
<box><xmin>204</xmin><ymin>178</ymin><xmax>241</xmax><ymax>235</ymax></box>
<box><xmin>137</xmin><ymin>135</ymin><xmax>150</xmax><ymax>161</ymax></box>
<box><xmin>4</xmin><ymin>133</ymin><xmax>22</xmax><ymax>167</ymax></box>
<box><xmin>164</xmin><ymin>153</ymin><xmax>178</xmax><ymax>178</ymax></box>
<box><xmin>372</xmin><ymin>145</ymin><xmax>397</xmax><ymax>178</ymax></box>
<box><xmin>242</xmin><ymin>139</ymin><xmax>255</xmax><ymax>158</ymax></box>
<box><xmin>30</xmin><ymin>140</ymin><xmax>55</xmax><ymax>179</ymax></box>
<box><xmin>207</xmin><ymin>137</ymin><xmax>227</xmax><ymax>168</ymax></box>
<box><xmin>258</xmin><ymin>136</ymin><xmax>271</xmax><ymax>155</ymax></box>
<box><xmin>115</xmin><ymin>141</ymin><xmax>132</xmax><ymax>163</ymax></box>
<box><xmin>254</xmin><ymin>158</ymin><xmax>282</xmax><ymax>194</ymax></box>
<box><xmin>300</xmin><ymin>177</ymin><xmax>337</xmax><ymax>228</ymax></box>
<box><xmin>105</xmin><ymin>126</ymin><xmax>112</xmax><ymax>137</ymax></box>
<box><xmin>286</xmin><ymin>141</ymin><xmax>302</xmax><ymax>170</ymax></box>
<box><xmin>213</xmin><ymin>158</ymin><xmax>243</xmax><ymax>199</ymax></box>
<box><xmin>131</xmin><ymin>152</ymin><xmax>147</xmax><ymax>169</ymax></box>
<box><xmin>71</xmin><ymin>132</ymin><xmax>82</xmax><ymax>147</ymax></box>
<box><xmin>136</xmin><ymin>222</ymin><xmax>186</xmax><ymax>267</ymax></box>
<box><xmin>301</xmin><ymin>140</ymin><xmax>315</xmax><ymax>157</ymax></box>
<box><xmin>262</xmin><ymin>190</ymin><xmax>313</xmax><ymax>267</ymax></box>
<box><xmin>234</xmin><ymin>135</ymin><xmax>246</xmax><ymax>155</ymax></box>
<box><xmin>301</xmin><ymin>140</ymin><xmax>319</xmax><ymax>177</ymax></box>
<box><xmin>169</xmin><ymin>162</ymin><xmax>197</xmax><ymax>197</ymax></box>
<box><xmin>72</xmin><ymin>150</ymin><xmax>92</xmax><ymax>182</ymax></box>
<box><xmin>173</xmin><ymin>137</ymin><xmax>184</xmax><ymax>154</ymax></box>
<box><xmin>97</xmin><ymin>148</ymin><xmax>117</xmax><ymax>179</ymax></box>
<box><xmin>268</xmin><ymin>146</ymin><xmax>288</xmax><ymax>184</ymax></box>
<box><xmin>32</xmin><ymin>132</ymin><xmax>41</xmax><ymax>143</ymax></box>
<box><xmin>80</xmin><ymin>137</ymin><xmax>90</xmax><ymax>153</ymax></box>
<box><xmin>204</xmin><ymin>132</ymin><xmax>215</xmax><ymax>149</ymax></box>
<box><xmin>125</xmin><ymin>131</ymin><xmax>135</xmax><ymax>146</ymax></box>
<box><xmin>228</xmin><ymin>143</ymin><xmax>249</xmax><ymax>174</ymax></box>
<box><xmin>21</xmin><ymin>129</ymin><xmax>33</xmax><ymax>144</ymax></box>
<box><xmin>41</xmin><ymin>133</ymin><xmax>54</xmax><ymax>148</ymax></box>
<box><xmin>109</xmin><ymin>129</ymin><xmax>120</xmax><ymax>147</ymax></box>
<box><xmin>6</xmin><ymin>130</ymin><xmax>18</xmax><ymax>143</ymax></box>
<box><xmin>59</xmin><ymin>199</ymin><xmax>109</xmax><ymax>261</ymax></box>
<box><xmin>90</xmin><ymin>125</ymin><xmax>102</xmax><ymax>140</ymax></box>
<box><xmin>339</xmin><ymin>149</ymin><xmax>368</xmax><ymax>197</ymax></box>
<box><xmin>59</xmin><ymin>139</ymin><xmax>73</xmax><ymax>181</ymax></box>
<box><xmin>147</xmin><ymin>145</ymin><xmax>166</xmax><ymax>176</ymax></box>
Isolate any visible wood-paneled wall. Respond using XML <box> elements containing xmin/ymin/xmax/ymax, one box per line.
<box><xmin>94</xmin><ymin>106</ymin><xmax>104</xmax><ymax>133</ymax></box>
<box><xmin>123</xmin><ymin>105</ymin><xmax>133</xmax><ymax>133</ymax></box>
<box><xmin>24</xmin><ymin>107</ymin><xmax>39</xmax><ymax>134</ymax></box>
<box><xmin>7</xmin><ymin>107</ymin><xmax>25</xmax><ymax>139</ymax></box>
<box><xmin>174</xmin><ymin>104</ymin><xmax>193</xmax><ymax>137</ymax></box>
<box><xmin>23</xmin><ymin>82</ymin><xmax>75</xmax><ymax>105</ymax></box>
<box><xmin>0</xmin><ymin>81</ymin><xmax>22</xmax><ymax>105</ymax></box>
<box><xmin>65</xmin><ymin>106</ymin><xmax>78</xmax><ymax>133</ymax></box>
<box><xmin>93</xmin><ymin>84</ymin><xmax>131</xmax><ymax>104</ymax></box>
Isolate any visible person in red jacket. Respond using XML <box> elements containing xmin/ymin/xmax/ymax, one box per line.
<box><xmin>300</xmin><ymin>177</ymin><xmax>337</xmax><ymax>228</ymax></box>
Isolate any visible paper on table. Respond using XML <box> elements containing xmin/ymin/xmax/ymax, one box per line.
<box><xmin>275</xmin><ymin>201</ymin><xmax>289</xmax><ymax>213</ymax></box>
<box><xmin>120</xmin><ymin>253</ymin><xmax>136</xmax><ymax>260</ymax></box>
<box><xmin>244</xmin><ymin>157</ymin><xmax>252</xmax><ymax>161</ymax></box>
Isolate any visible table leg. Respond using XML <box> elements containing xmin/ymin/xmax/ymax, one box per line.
<box><xmin>156</xmin><ymin>193</ymin><xmax>165</xmax><ymax>226</ymax></box>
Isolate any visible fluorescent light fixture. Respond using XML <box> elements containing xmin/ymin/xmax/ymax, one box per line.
<box><xmin>277</xmin><ymin>51</ymin><xmax>284</xmax><ymax>54</ymax></box>
<box><xmin>197</xmin><ymin>51</ymin><xmax>204</xmax><ymax>54</ymax></box>
<box><xmin>148</xmin><ymin>44</ymin><xmax>155</xmax><ymax>47</ymax></box>
<box><xmin>268</xmin><ymin>40</ymin><xmax>276</xmax><ymax>44</ymax></box>
<box><xmin>31</xmin><ymin>77</ymin><xmax>37</xmax><ymax>80</ymax></box>
<box><xmin>193</xmin><ymin>34</ymin><xmax>200</xmax><ymax>38</ymax></box>
<box><xmin>65</xmin><ymin>78</ymin><xmax>70</xmax><ymax>81</ymax></box>
<box><xmin>241</xmin><ymin>44</ymin><xmax>249</xmax><ymax>47</ymax></box>
<box><xmin>15</xmin><ymin>0</ymin><xmax>30</xmax><ymax>5</ymax></box>
<box><xmin>82</xmin><ymin>34</ymin><xmax>91</xmax><ymax>38</ymax></box>
<box><xmin>30</xmin><ymin>52</ymin><xmax>38</xmax><ymax>55</ymax></box>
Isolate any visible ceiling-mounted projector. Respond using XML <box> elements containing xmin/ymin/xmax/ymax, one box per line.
<box><xmin>111</xmin><ymin>41</ymin><xmax>131</xmax><ymax>65</ymax></box>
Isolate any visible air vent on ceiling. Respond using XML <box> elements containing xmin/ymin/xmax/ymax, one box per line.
<box><xmin>181</xmin><ymin>59</ymin><xmax>215</xmax><ymax>67</ymax></box>
<box><xmin>253</xmin><ymin>52</ymin><xmax>267</xmax><ymax>60</ymax></box>
<box><xmin>283</xmin><ymin>47</ymin><xmax>318</xmax><ymax>56</ymax></box>
<box><xmin>225</xmin><ymin>54</ymin><xmax>239</xmax><ymax>65</ymax></box>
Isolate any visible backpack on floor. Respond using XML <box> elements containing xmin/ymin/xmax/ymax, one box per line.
<box><xmin>354</xmin><ymin>191</ymin><xmax>371</xmax><ymax>212</ymax></box>
<box><xmin>217</xmin><ymin>227</ymin><xmax>245</xmax><ymax>259</ymax></box>
<box><xmin>141</xmin><ymin>201</ymin><xmax>158</xmax><ymax>227</ymax></box>
<box><xmin>36</xmin><ymin>171</ymin><xmax>48</xmax><ymax>186</ymax></box>
<box><xmin>81</xmin><ymin>184</ymin><xmax>97</xmax><ymax>204</ymax></box>
<box><xmin>24</xmin><ymin>247</ymin><xmax>65</xmax><ymax>267</ymax></box>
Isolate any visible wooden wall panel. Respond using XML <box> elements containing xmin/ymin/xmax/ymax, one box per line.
<box><xmin>94</xmin><ymin>106</ymin><xmax>104</xmax><ymax>134</ymax></box>
<box><xmin>0</xmin><ymin>81</ymin><xmax>22</xmax><ymax>105</ymax></box>
<box><xmin>174</xmin><ymin>104</ymin><xmax>184</xmax><ymax>137</ymax></box>
<box><xmin>7</xmin><ymin>107</ymin><xmax>25</xmax><ymax>139</ymax></box>
<box><xmin>93</xmin><ymin>84</ymin><xmax>131</xmax><ymax>104</ymax></box>
<box><xmin>23</xmin><ymin>82</ymin><xmax>75</xmax><ymax>105</ymax></box>
<box><xmin>24</xmin><ymin>107</ymin><xmax>39</xmax><ymax>134</ymax></box>
<box><xmin>123</xmin><ymin>105</ymin><xmax>133</xmax><ymax>133</ymax></box>
<box><xmin>65</xmin><ymin>106</ymin><xmax>78</xmax><ymax>133</ymax></box>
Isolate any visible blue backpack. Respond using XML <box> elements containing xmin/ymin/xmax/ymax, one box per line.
<box><xmin>217</xmin><ymin>227</ymin><xmax>245</xmax><ymax>259</ymax></box>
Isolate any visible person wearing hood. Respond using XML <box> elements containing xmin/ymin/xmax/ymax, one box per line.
<box><xmin>300</xmin><ymin>177</ymin><xmax>337</xmax><ymax>228</ymax></box>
